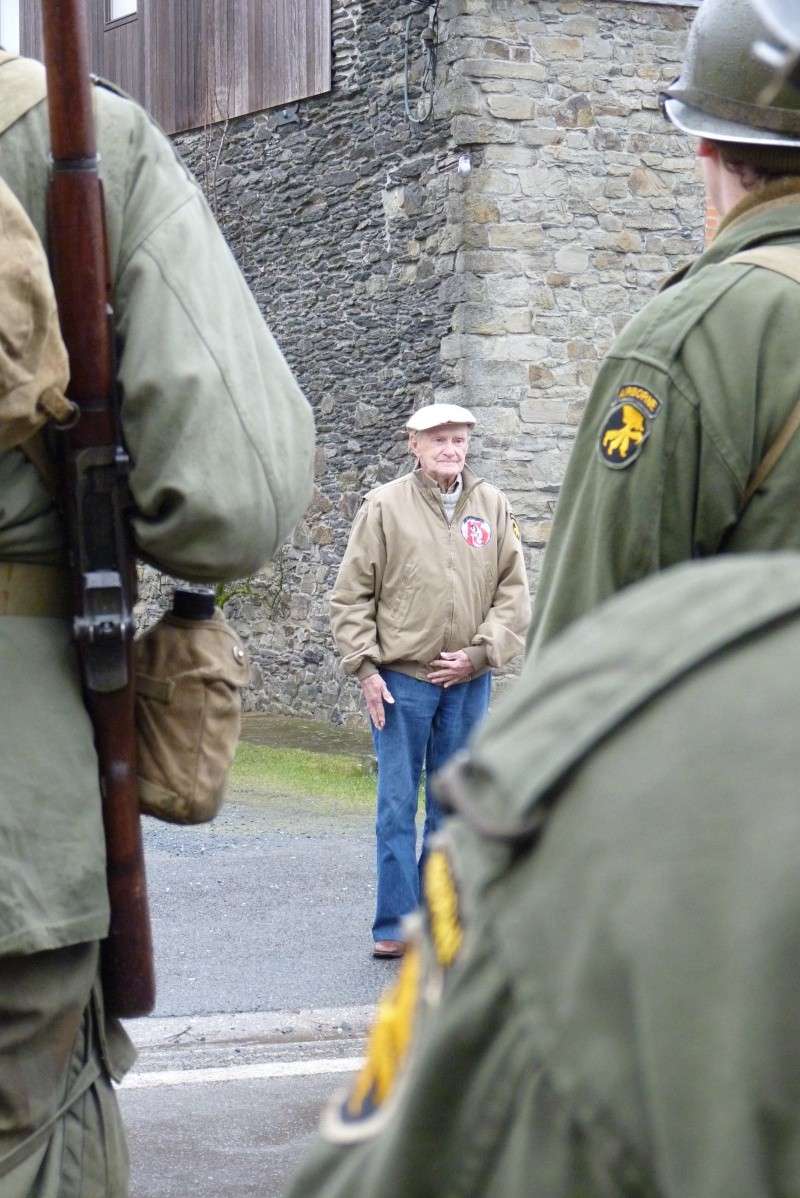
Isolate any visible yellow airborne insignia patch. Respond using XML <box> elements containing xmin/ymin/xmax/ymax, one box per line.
<box><xmin>321</xmin><ymin>944</ymin><xmax>422</xmax><ymax>1142</ymax></box>
<box><xmin>598</xmin><ymin>383</ymin><xmax>661</xmax><ymax>469</ymax></box>
<box><xmin>424</xmin><ymin>849</ymin><xmax>463</xmax><ymax>969</ymax></box>
<box><xmin>599</xmin><ymin>401</ymin><xmax>650</xmax><ymax>469</ymax></box>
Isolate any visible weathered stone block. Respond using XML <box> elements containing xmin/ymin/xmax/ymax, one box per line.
<box><xmin>452</xmin><ymin>115</ymin><xmax>518</xmax><ymax>144</ymax></box>
<box><xmin>520</xmin><ymin>519</ymin><xmax>552</xmax><ymax>548</ymax></box>
<box><xmin>453</xmin><ymin>304</ymin><xmax>532</xmax><ymax>334</ymax></box>
<box><xmin>486</xmin><ymin>223</ymin><xmax>544</xmax><ymax>250</ymax></box>
<box><xmin>520</xmin><ymin>399</ymin><xmax>571</xmax><ymax>424</ymax></box>
<box><xmin>519</xmin><ymin>126</ymin><xmax>565</xmax><ymax>147</ymax></box>
<box><xmin>457</xmin><ymin>359</ymin><xmax>530</xmax><ymax>387</ymax></box>
<box><xmin>486</xmin><ymin>94</ymin><xmax>537</xmax><ymax>121</ymax></box>
<box><xmin>457</xmin><ymin>58</ymin><xmax>547</xmax><ymax>82</ymax></box>
<box><xmin>536</xmin><ymin>35</ymin><xmax>583</xmax><ymax>59</ymax></box>
<box><xmin>555</xmin><ymin>246</ymin><xmax>590</xmax><ymax>273</ymax></box>
<box><xmin>464</xmin><ymin>194</ymin><xmax>501</xmax><ymax>222</ymax></box>
<box><xmin>628</xmin><ymin>166</ymin><xmax>667</xmax><ymax>196</ymax></box>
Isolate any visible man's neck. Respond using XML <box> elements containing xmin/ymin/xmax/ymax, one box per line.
<box><xmin>420</xmin><ymin>469</ymin><xmax>460</xmax><ymax>493</ymax></box>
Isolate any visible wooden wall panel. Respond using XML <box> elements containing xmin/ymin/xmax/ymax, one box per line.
<box><xmin>19</xmin><ymin>0</ymin><xmax>43</xmax><ymax>62</ymax></box>
<box><xmin>260</xmin><ymin>0</ymin><xmax>331</xmax><ymax>114</ymax></box>
<box><xmin>100</xmin><ymin>14</ymin><xmax>145</xmax><ymax>99</ymax></box>
<box><xmin>173</xmin><ymin>0</ymin><xmax>207</xmax><ymax>134</ymax></box>
<box><xmin>19</xmin><ymin>0</ymin><xmax>332</xmax><ymax>136</ymax></box>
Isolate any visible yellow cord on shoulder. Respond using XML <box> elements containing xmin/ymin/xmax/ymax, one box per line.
<box><xmin>348</xmin><ymin>944</ymin><xmax>421</xmax><ymax>1115</ymax></box>
<box><xmin>424</xmin><ymin>849</ymin><xmax>463</xmax><ymax>969</ymax></box>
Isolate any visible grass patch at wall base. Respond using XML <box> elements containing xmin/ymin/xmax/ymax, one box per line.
<box><xmin>230</xmin><ymin>741</ymin><xmax>376</xmax><ymax>805</ymax></box>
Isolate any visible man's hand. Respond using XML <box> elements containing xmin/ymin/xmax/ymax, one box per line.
<box><xmin>361</xmin><ymin>673</ymin><xmax>395</xmax><ymax>730</ymax></box>
<box><xmin>427</xmin><ymin>649</ymin><xmax>474</xmax><ymax>688</ymax></box>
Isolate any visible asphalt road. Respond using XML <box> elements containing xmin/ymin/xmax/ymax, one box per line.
<box><xmin>120</xmin><ymin>790</ymin><xmax>404</xmax><ymax>1196</ymax></box>
<box><xmin>120</xmin><ymin>1009</ymin><xmax>372</xmax><ymax>1197</ymax></box>
<box><xmin>140</xmin><ymin>791</ymin><xmax>396</xmax><ymax>1015</ymax></box>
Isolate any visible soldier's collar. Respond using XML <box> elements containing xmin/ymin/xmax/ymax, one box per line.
<box><xmin>435</xmin><ymin>555</ymin><xmax>800</xmax><ymax>843</ymax></box>
<box><xmin>717</xmin><ymin>177</ymin><xmax>800</xmax><ymax>239</ymax></box>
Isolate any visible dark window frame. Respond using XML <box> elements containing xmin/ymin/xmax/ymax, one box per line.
<box><xmin>104</xmin><ymin>0</ymin><xmax>138</xmax><ymax>31</ymax></box>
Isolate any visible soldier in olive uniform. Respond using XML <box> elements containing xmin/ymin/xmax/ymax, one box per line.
<box><xmin>530</xmin><ymin>0</ymin><xmax>800</xmax><ymax>656</ymax></box>
<box><xmin>287</xmin><ymin>552</ymin><xmax>800</xmax><ymax>1198</ymax></box>
<box><xmin>0</xmin><ymin>53</ymin><xmax>314</xmax><ymax>1197</ymax></box>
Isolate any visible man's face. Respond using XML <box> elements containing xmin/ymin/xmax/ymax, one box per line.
<box><xmin>410</xmin><ymin>423</ymin><xmax>470</xmax><ymax>484</ymax></box>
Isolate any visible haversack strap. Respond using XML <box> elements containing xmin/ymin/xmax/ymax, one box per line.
<box><xmin>728</xmin><ymin>245</ymin><xmax>800</xmax><ymax>283</ymax></box>
<box><xmin>728</xmin><ymin>247</ymin><xmax>800</xmax><ymax>507</ymax></box>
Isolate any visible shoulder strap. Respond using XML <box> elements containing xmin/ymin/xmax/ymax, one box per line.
<box><xmin>0</xmin><ymin>53</ymin><xmax>47</xmax><ymax>136</ymax></box>
<box><xmin>727</xmin><ymin>245</ymin><xmax>800</xmax><ymax>283</ymax></box>
<box><xmin>727</xmin><ymin>247</ymin><xmax>800</xmax><ymax>507</ymax></box>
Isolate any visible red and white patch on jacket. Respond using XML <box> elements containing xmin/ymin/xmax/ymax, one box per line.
<box><xmin>460</xmin><ymin>515</ymin><xmax>492</xmax><ymax>548</ymax></box>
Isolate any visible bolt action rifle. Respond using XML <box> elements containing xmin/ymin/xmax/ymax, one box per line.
<box><xmin>42</xmin><ymin>0</ymin><xmax>155</xmax><ymax>1017</ymax></box>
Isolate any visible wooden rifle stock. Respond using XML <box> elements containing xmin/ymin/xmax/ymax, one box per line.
<box><xmin>42</xmin><ymin>0</ymin><xmax>155</xmax><ymax>1018</ymax></box>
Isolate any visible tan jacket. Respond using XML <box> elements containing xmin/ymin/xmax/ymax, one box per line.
<box><xmin>330</xmin><ymin>466</ymin><xmax>530</xmax><ymax>682</ymax></box>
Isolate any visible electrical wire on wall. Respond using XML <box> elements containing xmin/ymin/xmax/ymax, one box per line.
<box><xmin>404</xmin><ymin>1</ymin><xmax>439</xmax><ymax>125</ymax></box>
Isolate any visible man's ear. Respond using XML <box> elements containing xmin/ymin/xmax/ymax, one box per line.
<box><xmin>697</xmin><ymin>139</ymin><xmax>719</xmax><ymax>161</ymax></box>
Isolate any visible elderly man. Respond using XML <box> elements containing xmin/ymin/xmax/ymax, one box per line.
<box><xmin>330</xmin><ymin>403</ymin><xmax>529</xmax><ymax>958</ymax></box>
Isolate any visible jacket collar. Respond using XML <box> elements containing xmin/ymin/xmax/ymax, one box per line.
<box><xmin>662</xmin><ymin>178</ymin><xmax>800</xmax><ymax>291</ymax></box>
<box><xmin>412</xmin><ymin>463</ymin><xmax>482</xmax><ymax>500</ymax></box>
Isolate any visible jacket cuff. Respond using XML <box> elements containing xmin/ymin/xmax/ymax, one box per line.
<box><xmin>356</xmin><ymin>661</ymin><xmax>380</xmax><ymax>682</ymax></box>
<box><xmin>464</xmin><ymin>644</ymin><xmax>489</xmax><ymax>673</ymax></box>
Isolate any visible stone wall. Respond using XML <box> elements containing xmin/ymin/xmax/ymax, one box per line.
<box><xmin>162</xmin><ymin>0</ymin><xmax>456</xmax><ymax>721</ymax></box>
<box><xmin>147</xmin><ymin>0</ymin><xmax>705</xmax><ymax>725</ymax></box>
<box><xmin>434</xmin><ymin>0</ymin><xmax>705</xmax><ymax>593</ymax></box>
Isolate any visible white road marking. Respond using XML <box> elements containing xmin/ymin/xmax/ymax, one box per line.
<box><xmin>122</xmin><ymin>1056</ymin><xmax>363</xmax><ymax>1090</ymax></box>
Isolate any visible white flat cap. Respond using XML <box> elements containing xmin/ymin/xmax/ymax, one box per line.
<box><xmin>405</xmin><ymin>403</ymin><xmax>476</xmax><ymax>431</ymax></box>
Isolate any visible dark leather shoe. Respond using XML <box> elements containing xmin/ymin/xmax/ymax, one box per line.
<box><xmin>373</xmin><ymin>939</ymin><xmax>405</xmax><ymax>959</ymax></box>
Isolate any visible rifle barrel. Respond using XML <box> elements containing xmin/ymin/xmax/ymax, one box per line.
<box><xmin>42</xmin><ymin>0</ymin><xmax>155</xmax><ymax>1019</ymax></box>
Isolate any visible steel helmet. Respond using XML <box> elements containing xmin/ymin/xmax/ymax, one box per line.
<box><xmin>750</xmin><ymin>0</ymin><xmax>800</xmax><ymax>103</ymax></box>
<box><xmin>661</xmin><ymin>0</ymin><xmax>800</xmax><ymax>148</ymax></box>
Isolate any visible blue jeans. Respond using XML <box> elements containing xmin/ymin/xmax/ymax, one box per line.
<box><xmin>371</xmin><ymin>668</ymin><xmax>492</xmax><ymax>941</ymax></box>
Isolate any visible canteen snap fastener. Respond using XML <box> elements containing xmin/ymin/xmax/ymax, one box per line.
<box><xmin>233</xmin><ymin>645</ymin><xmax>245</xmax><ymax>661</ymax></box>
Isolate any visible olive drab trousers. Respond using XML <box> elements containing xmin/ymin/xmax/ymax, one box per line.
<box><xmin>0</xmin><ymin>942</ymin><xmax>130</xmax><ymax>1198</ymax></box>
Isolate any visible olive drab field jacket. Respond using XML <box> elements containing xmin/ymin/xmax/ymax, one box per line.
<box><xmin>529</xmin><ymin>178</ymin><xmax>800</xmax><ymax>657</ymax></box>
<box><xmin>0</xmin><ymin>56</ymin><xmax>314</xmax><ymax>961</ymax></box>
<box><xmin>330</xmin><ymin>465</ymin><xmax>530</xmax><ymax>682</ymax></box>
<box><xmin>289</xmin><ymin>553</ymin><xmax>800</xmax><ymax>1198</ymax></box>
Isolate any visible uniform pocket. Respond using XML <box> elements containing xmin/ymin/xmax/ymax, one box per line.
<box><xmin>134</xmin><ymin>611</ymin><xmax>250</xmax><ymax>824</ymax></box>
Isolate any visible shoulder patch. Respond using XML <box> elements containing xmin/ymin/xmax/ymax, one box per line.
<box><xmin>320</xmin><ymin>943</ymin><xmax>422</xmax><ymax>1144</ymax></box>
<box><xmin>598</xmin><ymin>384</ymin><xmax>662</xmax><ymax>469</ymax></box>
<box><xmin>510</xmin><ymin>516</ymin><xmax>521</xmax><ymax>541</ymax></box>
<box><xmin>599</xmin><ymin>402</ymin><xmax>649</xmax><ymax>468</ymax></box>
<box><xmin>423</xmin><ymin>848</ymin><xmax>463</xmax><ymax>969</ymax></box>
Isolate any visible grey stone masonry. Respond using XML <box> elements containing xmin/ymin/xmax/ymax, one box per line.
<box><xmin>149</xmin><ymin>1</ymin><xmax>455</xmax><ymax>724</ymax></box>
<box><xmin>433</xmin><ymin>0</ymin><xmax>704</xmax><ymax>595</ymax></box>
<box><xmin>141</xmin><ymin>0</ymin><xmax>705</xmax><ymax>725</ymax></box>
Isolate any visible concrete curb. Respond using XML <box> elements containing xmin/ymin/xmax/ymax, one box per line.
<box><xmin>124</xmin><ymin>1005</ymin><xmax>376</xmax><ymax>1052</ymax></box>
